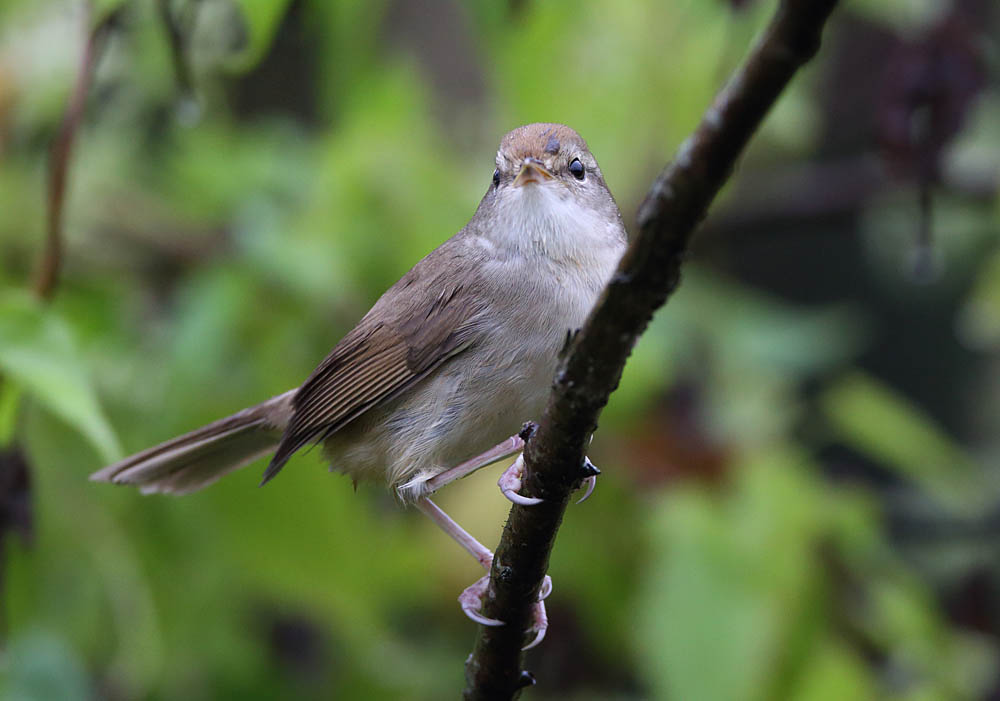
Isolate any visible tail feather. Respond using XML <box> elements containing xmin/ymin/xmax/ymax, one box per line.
<box><xmin>91</xmin><ymin>390</ymin><xmax>295</xmax><ymax>495</ymax></box>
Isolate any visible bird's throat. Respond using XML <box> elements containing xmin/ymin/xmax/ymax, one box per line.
<box><xmin>490</xmin><ymin>185</ymin><xmax>617</xmax><ymax>266</ymax></box>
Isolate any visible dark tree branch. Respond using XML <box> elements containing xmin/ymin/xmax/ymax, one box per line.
<box><xmin>33</xmin><ymin>4</ymin><xmax>117</xmax><ymax>302</ymax></box>
<box><xmin>157</xmin><ymin>0</ymin><xmax>196</xmax><ymax>98</ymax></box>
<box><xmin>463</xmin><ymin>0</ymin><xmax>840</xmax><ymax>697</ymax></box>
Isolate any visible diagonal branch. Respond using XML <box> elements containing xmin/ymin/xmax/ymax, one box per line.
<box><xmin>463</xmin><ymin>0</ymin><xmax>841</xmax><ymax>697</ymax></box>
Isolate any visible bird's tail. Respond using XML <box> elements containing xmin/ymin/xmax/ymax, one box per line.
<box><xmin>90</xmin><ymin>390</ymin><xmax>296</xmax><ymax>495</ymax></box>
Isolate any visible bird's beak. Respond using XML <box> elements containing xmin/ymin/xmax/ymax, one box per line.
<box><xmin>513</xmin><ymin>159</ymin><xmax>554</xmax><ymax>187</ymax></box>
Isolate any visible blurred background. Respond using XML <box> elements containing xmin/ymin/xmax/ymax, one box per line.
<box><xmin>0</xmin><ymin>0</ymin><xmax>997</xmax><ymax>698</ymax></box>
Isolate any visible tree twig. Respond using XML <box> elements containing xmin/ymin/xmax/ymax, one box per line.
<box><xmin>157</xmin><ymin>0</ymin><xmax>195</xmax><ymax>98</ymax></box>
<box><xmin>33</xmin><ymin>4</ymin><xmax>117</xmax><ymax>301</ymax></box>
<box><xmin>463</xmin><ymin>1</ymin><xmax>841</xmax><ymax>697</ymax></box>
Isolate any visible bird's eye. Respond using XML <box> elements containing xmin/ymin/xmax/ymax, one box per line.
<box><xmin>569</xmin><ymin>158</ymin><xmax>585</xmax><ymax>180</ymax></box>
<box><xmin>492</xmin><ymin>169</ymin><xmax>500</xmax><ymax>187</ymax></box>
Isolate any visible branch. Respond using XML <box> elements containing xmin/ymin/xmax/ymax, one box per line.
<box><xmin>33</xmin><ymin>4</ymin><xmax>117</xmax><ymax>301</ymax></box>
<box><xmin>157</xmin><ymin>0</ymin><xmax>196</xmax><ymax>99</ymax></box>
<box><xmin>463</xmin><ymin>1</ymin><xmax>841</xmax><ymax>697</ymax></box>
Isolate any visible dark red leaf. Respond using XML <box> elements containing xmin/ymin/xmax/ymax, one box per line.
<box><xmin>0</xmin><ymin>447</ymin><xmax>33</xmax><ymax>547</ymax></box>
<box><xmin>879</xmin><ymin>10</ymin><xmax>986</xmax><ymax>184</ymax></box>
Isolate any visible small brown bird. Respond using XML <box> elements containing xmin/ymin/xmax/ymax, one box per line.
<box><xmin>92</xmin><ymin>123</ymin><xmax>627</xmax><ymax>648</ymax></box>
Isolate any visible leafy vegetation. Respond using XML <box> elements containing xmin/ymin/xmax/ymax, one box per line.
<box><xmin>0</xmin><ymin>0</ymin><xmax>998</xmax><ymax>698</ymax></box>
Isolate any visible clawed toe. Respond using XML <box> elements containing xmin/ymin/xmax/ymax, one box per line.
<box><xmin>523</xmin><ymin>600</ymin><xmax>549</xmax><ymax>650</ymax></box>
<box><xmin>538</xmin><ymin>575</ymin><xmax>553</xmax><ymax>600</ymax></box>
<box><xmin>457</xmin><ymin>572</ymin><xmax>553</xmax><ymax>650</ymax></box>
<box><xmin>459</xmin><ymin>575</ymin><xmax>505</xmax><ymax>627</ymax></box>
<box><xmin>575</xmin><ymin>457</ymin><xmax>600</xmax><ymax>504</ymax></box>
<box><xmin>522</xmin><ymin>576</ymin><xmax>551</xmax><ymax>649</ymax></box>
<box><xmin>498</xmin><ymin>455</ymin><xmax>543</xmax><ymax>506</ymax></box>
<box><xmin>499</xmin><ymin>455</ymin><xmax>599</xmax><ymax>506</ymax></box>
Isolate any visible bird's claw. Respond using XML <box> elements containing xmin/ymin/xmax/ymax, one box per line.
<box><xmin>524</xmin><ymin>578</ymin><xmax>552</xmax><ymax>650</ymax></box>
<box><xmin>523</xmin><ymin>600</ymin><xmax>549</xmax><ymax>650</ymax></box>
<box><xmin>538</xmin><ymin>574</ymin><xmax>553</xmax><ymax>600</ymax></box>
<box><xmin>459</xmin><ymin>572</ymin><xmax>553</xmax><ymax>650</ymax></box>
<box><xmin>498</xmin><ymin>455</ymin><xmax>543</xmax><ymax>505</ymax></box>
<box><xmin>579</xmin><ymin>456</ymin><xmax>601</xmax><ymax>478</ymax></box>
<box><xmin>459</xmin><ymin>575</ymin><xmax>505</xmax><ymax>627</ymax></box>
<box><xmin>575</xmin><ymin>457</ymin><xmax>600</xmax><ymax>504</ymax></box>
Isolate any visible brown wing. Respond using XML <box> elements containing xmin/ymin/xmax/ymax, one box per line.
<box><xmin>260</xmin><ymin>279</ymin><xmax>483</xmax><ymax>484</ymax></box>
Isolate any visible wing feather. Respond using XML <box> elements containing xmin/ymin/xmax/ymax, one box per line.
<box><xmin>261</xmin><ymin>270</ymin><xmax>485</xmax><ymax>484</ymax></box>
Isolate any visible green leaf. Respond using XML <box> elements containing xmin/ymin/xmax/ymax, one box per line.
<box><xmin>0</xmin><ymin>630</ymin><xmax>92</xmax><ymax>701</ymax></box>
<box><xmin>0</xmin><ymin>381</ymin><xmax>22</xmax><ymax>448</ymax></box>
<box><xmin>0</xmin><ymin>291</ymin><xmax>121</xmax><ymax>463</ymax></box>
<box><xmin>820</xmin><ymin>372</ymin><xmax>978</xmax><ymax>509</ymax></box>
<box><xmin>636</xmin><ymin>451</ymin><xmax>831</xmax><ymax>701</ymax></box>
<box><xmin>92</xmin><ymin>0</ymin><xmax>129</xmax><ymax>27</ymax></box>
<box><xmin>226</xmin><ymin>0</ymin><xmax>294</xmax><ymax>71</ymax></box>
<box><xmin>789</xmin><ymin>641</ymin><xmax>875</xmax><ymax>701</ymax></box>
<box><xmin>958</xmin><ymin>248</ymin><xmax>1000</xmax><ymax>350</ymax></box>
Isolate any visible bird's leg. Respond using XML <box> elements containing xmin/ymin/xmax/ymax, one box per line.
<box><xmin>415</xmin><ymin>497</ymin><xmax>551</xmax><ymax>648</ymax></box>
<box><xmin>415</xmin><ymin>497</ymin><xmax>492</xmax><ymax>571</ymax></box>
<box><xmin>420</xmin><ymin>434</ymin><xmax>525</xmax><ymax>495</ymax></box>
<box><xmin>411</xmin><ymin>421</ymin><xmax>599</xmax><ymax>507</ymax></box>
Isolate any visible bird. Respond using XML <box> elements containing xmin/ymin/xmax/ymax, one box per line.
<box><xmin>91</xmin><ymin>123</ymin><xmax>628</xmax><ymax>649</ymax></box>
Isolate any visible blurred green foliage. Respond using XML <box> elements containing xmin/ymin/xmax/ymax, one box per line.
<box><xmin>0</xmin><ymin>0</ymin><xmax>998</xmax><ymax>699</ymax></box>
<box><xmin>0</xmin><ymin>291</ymin><xmax>120</xmax><ymax>462</ymax></box>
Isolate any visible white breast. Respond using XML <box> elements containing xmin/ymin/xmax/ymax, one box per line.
<box><xmin>346</xmin><ymin>181</ymin><xmax>625</xmax><ymax>499</ymax></box>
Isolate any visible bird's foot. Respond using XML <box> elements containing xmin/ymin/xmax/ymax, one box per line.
<box><xmin>575</xmin><ymin>457</ymin><xmax>601</xmax><ymax>504</ymax></box>
<box><xmin>499</xmin><ymin>454</ymin><xmax>601</xmax><ymax>506</ymax></box>
<box><xmin>498</xmin><ymin>455</ymin><xmax>543</xmax><ymax>505</ymax></box>
<box><xmin>459</xmin><ymin>575</ymin><xmax>504</xmax><ymax>627</ymax></box>
<box><xmin>459</xmin><ymin>573</ymin><xmax>553</xmax><ymax>651</ymax></box>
